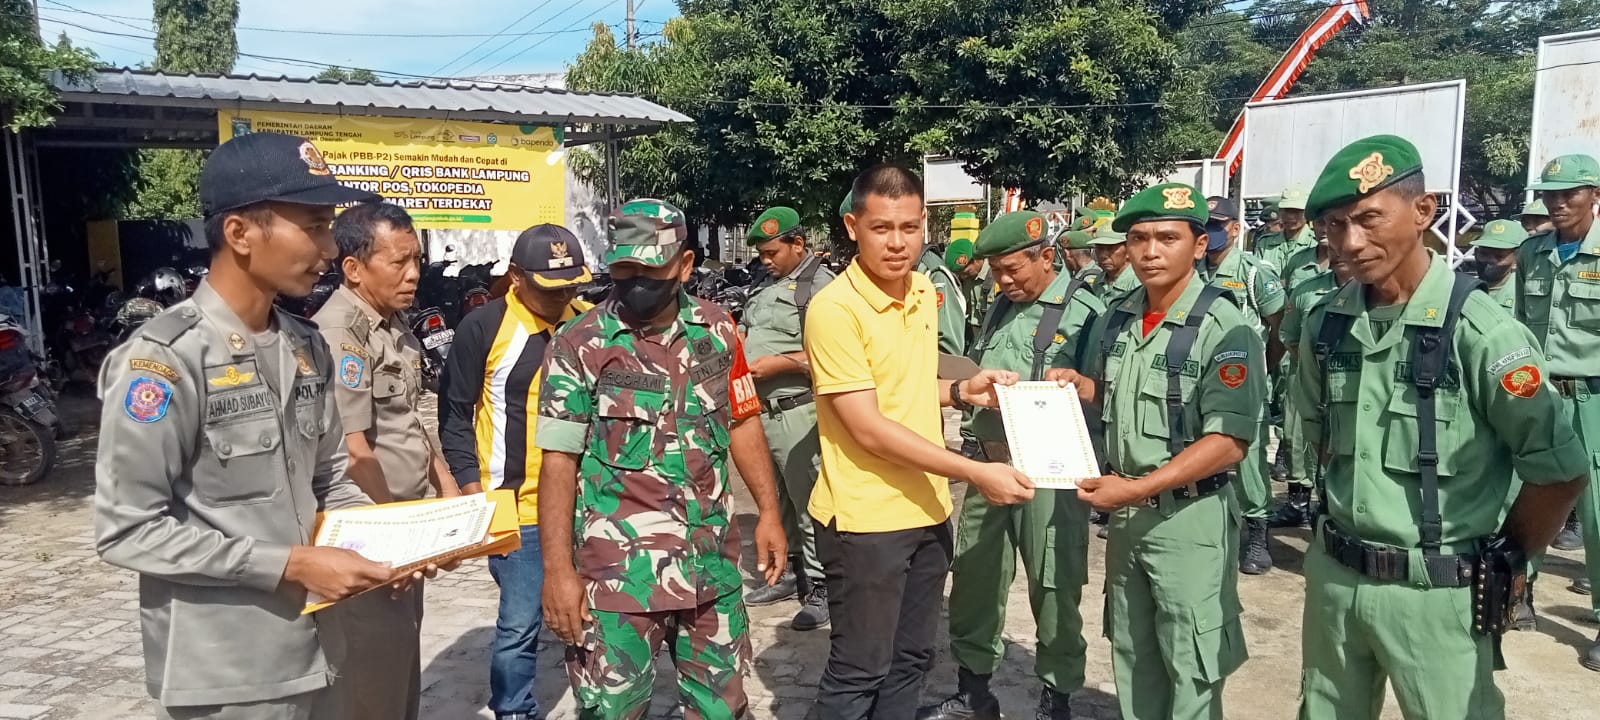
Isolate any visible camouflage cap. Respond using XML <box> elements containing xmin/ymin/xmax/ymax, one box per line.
<box><xmin>605</xmin><ymin>198</ymin><xmax>689</xmax><ymax>267</ymax></box>
<box><xmin>944</xmin><ymin>238</ymin><xmax>977</xmax><ymax>270</ymax></box>
<box><xmin>973</xmin><ymin>210</ymin><xmax>1049</xmax><ymax>260</ymax></box>
<box><xmin>1472</xmin><ymin>219</ymin><xmax>1529</xmax><ymax>249</ymax></box>
<box><xmin>1529</xmin><ymin>154</ymin><xmax>1600</xmax><ymax>191</ymax></box>
<box><xmin>1112</xmin><ymin>183</ymin><xmax>1208</xmax><ymax>233</ymax></box>
<box><xmin>1306</xmin><ymin>135</ymin><xmax>1424</xmax><ymax>220</ymax></box>
<box><xmin>1089</xmin><ymin>228</ymin><xmax>1126</xmax><ymax>246</ymax></box>
<box><xmin>747</xmin><ymin>206</ymin><xmax>802</xmax><ymax>245</ymax></box>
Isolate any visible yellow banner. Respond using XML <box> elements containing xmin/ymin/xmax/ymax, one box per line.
<box><xmin>218</xmin><ymin>110</ymin><xmax>564</xmax><ymax>230</ymax></box>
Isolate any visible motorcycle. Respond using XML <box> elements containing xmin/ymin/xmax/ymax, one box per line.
<box><xmin>41</xmin><ymin>281</ymin><xmax>114</xmax><ymax>387</ymax></box>
<box><xmin>113</xmin><ymin>297</ymin><xmax>166</xmax><ymax>343</ymax></box>
<box><xmin>0</xmin><ymin>314</ymin><xmax>58</xmax><ymax>486</ymax></box>
<box><xmin>408</xmin><ymin>307</ymin><xmax>453</xmax><ymax>395</ymax></box>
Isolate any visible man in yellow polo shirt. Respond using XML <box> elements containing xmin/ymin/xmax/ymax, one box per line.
<box><xmin>804</xmin><ymin>164</ymin><xmax>1035</xmax><ymax>720</ymax></box>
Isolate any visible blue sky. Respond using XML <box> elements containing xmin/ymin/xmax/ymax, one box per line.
<box><xmin>35</xmin><ymin>0</ymin><xmax>678</xmax><ymax>80</ymax></box>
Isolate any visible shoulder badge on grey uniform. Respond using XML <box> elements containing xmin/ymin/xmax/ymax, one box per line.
<box><xmin>141</xmin><ymin>306</ymin><xmax>202</xmax><ymax>347</ymax></box>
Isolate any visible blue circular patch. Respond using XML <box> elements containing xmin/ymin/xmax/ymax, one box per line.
<box><xmin>125</xmin><ymin>377</ymin><xmax>172</xmax><ymax>424</ymax></box>
<box><xmin>340</xmin><ymin>355</ymin><xmax>364</xmax><ymax>388</ymax></box>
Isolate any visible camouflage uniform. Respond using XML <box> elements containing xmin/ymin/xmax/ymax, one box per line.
<box><xmin>536</xmin><ymin>199</ymin><xmax>763</xmax><ymax>720</ymax></box>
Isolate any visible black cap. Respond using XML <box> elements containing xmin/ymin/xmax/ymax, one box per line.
<box><xmin>1206</xmin><ymin>196</ymin><xmax>1239</xmax><ymax>222</ymax></box>
<box><xmin>511</xmin><ymin>224</ymin><xmax>593</xmax><ymax>288</ymax></box>
<box><xmin>200</xmin><ymin>132</ymin><xmax>380</xmax><ymax>217</ymax></box>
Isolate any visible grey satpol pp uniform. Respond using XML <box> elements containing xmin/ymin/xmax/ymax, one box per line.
<box><xmin>94</xmin><ymin>281</ymin><xmax>370</xmax><ymax>718</ymax></box>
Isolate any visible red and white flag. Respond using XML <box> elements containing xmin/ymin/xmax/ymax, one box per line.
<box><xmin>1216</xmin><ymin>0</ymin><xmax>1373</xmax><ymax>177</ymax></box>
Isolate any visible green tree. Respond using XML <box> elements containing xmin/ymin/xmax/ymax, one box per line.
<box><xmin>316</xmin><ymin>66</ymin><xmax>380</xmax><ymax>83</ymax></box>
<box><xmin>153</xmin><ymin>0</ymin><xmax>238</xmax><ymax>74</ymax></box>
<box><xmin>0</xmin><ymin>1</ymin><xmax>98</xmax><ymax>130</ymax></box>
<box><xmin>130</xmin><ymin>0</ymin><xmax>241</xmax><ymax>219</ymax></box>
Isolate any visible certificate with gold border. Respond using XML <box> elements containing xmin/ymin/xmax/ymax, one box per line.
<box><xmin>994</xmin><ymin>381</ymin><xmax>1099</xmax><ymax>490</ymax></box>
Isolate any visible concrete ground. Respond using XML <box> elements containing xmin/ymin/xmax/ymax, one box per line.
<box><xmin>0</xmin><ymin>398</ymin><xmax>1595</xmax><ymax>719</ymax></box>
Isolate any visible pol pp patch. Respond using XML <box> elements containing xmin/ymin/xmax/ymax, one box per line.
<box><xmin>340</xmin><ymin>355</ymin><xmax>364</xmax><ymax>388</ymax></box>
<box><xmin>125</xmin><ymin>377</ymin><xmax>172</xmax><ymax>423</ymax></box>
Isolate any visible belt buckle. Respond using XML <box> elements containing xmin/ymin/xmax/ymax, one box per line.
<box><xmin>1143</xmin><ymin>494</ymin><xmax>1161</xmax><ymax>509</ymax></box>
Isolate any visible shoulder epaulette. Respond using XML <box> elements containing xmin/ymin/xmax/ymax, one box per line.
<box><xmin>140</xmin><ymin>305</ymin><xmax>202</xmax><ymax>346</ymax></box>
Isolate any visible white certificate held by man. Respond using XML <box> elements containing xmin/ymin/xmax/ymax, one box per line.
<box><xmin>993</xmin><ymin>381</ymin><xmax>1100</xmax><ymax>490</ymax></box>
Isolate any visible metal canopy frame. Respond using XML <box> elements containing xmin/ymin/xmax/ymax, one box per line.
<box><xmin>1</xmin><ymin>69</ymin><xmax>689</xmax><ymax>350</ymax></box>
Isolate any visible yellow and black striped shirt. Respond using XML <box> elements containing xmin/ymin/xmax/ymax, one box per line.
<box><xmin>439</xmin><ymin>294</ymin><xmax>588</xmax><ymax>525</ymax></box>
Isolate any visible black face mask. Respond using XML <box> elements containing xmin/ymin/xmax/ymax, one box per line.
<box><xmin>614</xmin><ymin>275</ymin><xmax>681</xmax><ymax>321</ymax></box>
<box><xmin>1477</xmin><ymin>261</ymin><xmax>1511</xmax><ymax>285</ymax></box>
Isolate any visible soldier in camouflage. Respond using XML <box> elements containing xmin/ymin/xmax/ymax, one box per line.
<box><xmin>535</xmin><ymin>198</ymin><xmax>787</xmax><ymax>720</ymax></box>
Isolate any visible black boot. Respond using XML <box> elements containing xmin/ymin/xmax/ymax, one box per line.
<box><xmin>1271</xmin><ymin>442</ymin><xmax>1290</xmax><ymax>483</ymax></box>
<box><xmin>1574</xmin><ymin>577</ymin><xmax>1592</xmax><ymax>596</ymax></box>
<box><xmin>1035</xmin><ymin>687</ymin><xmax>1072</xmax><ymax>720</ymax></box>
<box><xmin>792</xmin><ymin>579</ymin><xmax>830</xmax><ymax>631</ymax></box>
<box><xmin>1554</xmin><ymin>511</ymin><xmax>1583</xmax><ymax>552</ymax></box>
<box><xmin>1585</xmin><ymin>631</ymin><xmax>1600</xmax><ymax>672</ymax></box>
<box><xmin>1268</xmin><ymin>486</ymin><xmax>1312</xmax><ymax>529</ymax></box>
<box><xmin>1240</xmin><ymin>518</ymin><xmax>1273</xmax><ymax>575</ymax></box>
<box><xmin>916</xmin><ymin>668</ymin><xmax>1001</xmax><ymax>720</ymax></box>
<box><xmin>1513</xmin><ymin>584</ymin><xmax>1537</xmax><ymax>631</ymax></box>
<box><xmin>745</xmin><ymin>560</ymin><xmax>797</xmax><ymax>606</ymax></box>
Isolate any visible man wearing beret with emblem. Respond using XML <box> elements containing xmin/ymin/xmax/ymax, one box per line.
<box><xmin>1046</xmin><ymin>182</ymin><xmax>1263</xmax><ymax>720</ymax></box>
<box><xmin>1199</xmin><ymin>195</ymin><xmax>1286</xmax><ymax>574</ymax></box>
<box><xmin>1514</xmin><ymin>152</ymin><xmax>1600</xmax><ymax>668</ymax></box>
<box><xmin>1293</xmin><ymin>136</ymin><xmax>1587</xmax><ymax>716</ymax></box>
<box><xmin>535</xmin><ymin>198</ymin><xmax>788</xmax><ymax>718</ymax></box>
<box><xmin>919</xmin><ymin>210</ymin><xmax>1104</xmax><ymax>720</ymax></box>
<box><xmin>94</xmin><ymin>132</ymin><xmax>420</xmax><ymax>719</ymax></box>
<box><xmin>738</xmin><ymin>206</ymin><xmax>836</xmax><ymax>631</ymax></box>
<box><xmin>1060</xmin><ymin>230</ymin><xmax>1102</xmax><ymax>293</ymax></box>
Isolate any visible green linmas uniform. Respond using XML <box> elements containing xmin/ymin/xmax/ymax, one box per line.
<box><xmin>1515</xmin><ymin>220</ymin><xmax>1600</xmax><ymax>624</ymax></box>
<box><xmin>948</xmin><ymin>270</ymin><xmax>1105</xmax><ymax>694</ymax></box>
<box><xmin>741</xmin><ymin>259</ymin><xmax>836</xmax><ymax>582</ymax></box>
<box><xmin>1294</xmin><ymin>255</ymin><xmax>1586</xmax><ymax>719</ymax></box>
<box><xmin>536</xmin><ymin>293</ymin><xmax>757</xmax><ymax>720</ymax></box>
<box><xmin>1088</xmin><ymin>272</ymin><xmax>1264</xmax><ymax>719</ymax></box>
<box><xmin>958</xmin><ymin>264</ymin><xmax>996</xmax><ymax>344</ymax></box>
<box><xmin>920</xmin><ymin>248</ymin><xmax>967</xmax><ymax>355</ymax></box>
<box><xmin>1253</xmin><ymin>224</ymin><xmax>1314</xmax><ymax>275</ymax></box>
<box><xmin>1279</xmin><ymin>268</ymin><xmax>1336</xmax><ymax>490</ymax></box>
<box><xmin>1098</xmin><ymin>266</ymin><xmax>1141</xmax><ymax>308</ymax></box>
<box><xmin>1202</xmin><ymin>248</ymin><xmax>1286</xmax><ymax>520</ymax></box>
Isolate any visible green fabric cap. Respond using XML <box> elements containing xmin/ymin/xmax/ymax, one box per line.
<box><xmin>944</xmin><ymin>238</ymin><xmax>977</xmax><ymax>270</ymax></box>
<box><xmin>1089</xmin><ymin>228</ymin><xmax>1126</xmax><ymax>246</ymax></box>
<box><xmin>1529</xmin><ymin>154</ymin><xmax>1600</xmax><ymax>191</ymax></box>
<box><xmin>605</xmin><ymin>198</ymin><xmax>689</xmax><ymax>267</ymax></box>
<box><xmin>1305</xmin><ymin>135</ymin><xmax>1424</xmax><ymax>220</ymax></box>
<box><xmin>973</xmin><ymin>210</ymin><xmax>1049</xmax><ymax>259</ymax></box>
<box><xmin>1278</xmin><ymin>187</ymin><xmax>1309</xmax><ymax>211</ymax></box>
<box><xmin>747</xmin><ymin>206</ymin><xmax>801</xmax><ymax>245</ymax></box>
<box><xmin>1519</xmin><ymin>198</ymin><xmax>1549</xmax><ymax>218</ymax></box>
<box><xmin>1259</xmin><ymin>206</ymin><xmax>1282</xmax><ymax>223</ymax></box>
<box><xmin>838</xmin><ymin>192</ymin><xmax>853</xmax><ymax>219</ymax></box>
<box><xmin>1472</xmin><ymin>219</ymin><xmax>1529</xmax><ymax>249</ymax></box>
<box><xmin>1062</xmin><ymin>230</ymin><xmax>1094</xmax><ymax>250</ymax></box>
<box><xmin>1112</xmin><ymin>182</ymin><xmax>1208</xmax><ymax>233</ymax></box>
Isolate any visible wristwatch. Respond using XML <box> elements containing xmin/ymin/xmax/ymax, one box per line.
<box><xmin>950</xmin><ymin>379</ymin><xmax>971</xmax><ymax>411</ymax></box>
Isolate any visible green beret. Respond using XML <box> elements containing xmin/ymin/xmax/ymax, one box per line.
<box><xmin>1472</xmin><ymin>219</ymin><xmax>1529</xmax><ymax>249</ymax></box>
<box><xmin>1089</xmin><ymin>228</ymin><xmax>1126</xmax><ymax>246</ymax></box>
<box><xmin>944</xmin><ymin>238</ymin><xmax>976</xmax><ymax>271</ymax></box>
<box><xmin>974</xmin><ymin>210</ymin><xmax>1049</xmax><ymax>259</ymax></box>
<box><xmin>1305</xmin><ymin>135</ymin><xmax>1424</xmax><ymax>220</ymax></box>
<box><xmin>1278</xmin><ymin>187</ymin><xmax>1309</xmax><ymax>211</ymax></box>
<box><xmin>1062</xmin><ymin>230</ymin><xmax>1094</xmax><ymax>250</ymax></box>
<box><xmin>1519</xmin><ymin>198</ymin><xmax>1549</xmax><ymax>218</ymax></box>
<box><xmin>747</xmin><ymin>206</ymin><xmax>801</xmax><ymax>245</ymax></box>
<box><xmin>1112</xmin><ymin>183</ymin><xmax>1208</xmax><ymax>233</ymax></box>
<box><xmin>838</xmin><ymin>192</ymin><xmax>853</xmax><ymax>219</ymax></box>
<box><xmin>1529</xmin><ymin>154</ymin><xmax>1600</xmax><ymax>191</ymax></box>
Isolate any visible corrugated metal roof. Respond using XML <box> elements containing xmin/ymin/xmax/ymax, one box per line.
<box><xmin>53</xmin><ymin>69</ymin><xmax>691</xmax><ymax>126</ymax></box>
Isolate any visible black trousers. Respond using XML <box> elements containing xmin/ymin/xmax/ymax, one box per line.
<box><xmin>809</xmin><ymin>520</ymin><xmax>954</xmax><ymax>720</ymax></box>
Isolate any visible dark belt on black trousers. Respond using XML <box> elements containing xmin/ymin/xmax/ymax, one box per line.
<box><xmin>1321</xmin><ymin>521</ymin><xmax>1476</xmax><ymax>587</ymax></box>
<box><xmin>761</xmin><ymin>389</ymin><xmax>815</xmax><ymax>415</ymax></box>
<box><xmin>1551</xmin><ymin>376</ymin><xmax>1600</xmax><ymax>398</ymax></box>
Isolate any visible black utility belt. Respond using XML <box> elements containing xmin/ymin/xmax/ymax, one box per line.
<box><xmin>1320</xmin><ymin>521</ymin><xmax>1474</xmax><ymax>588</ymax></box>
<box><xmin>1550</xmin><ymin>376</ymin><xmax>1600</xmax><ymax>398</ymax></box>
<box><xmin>1139</xmin><ymin>472</ymin><xmax>1230</xmax><ymax>509</ymax></box>
<box><xmin>761</xmin><ymin>390</ymin><xmax>814</xmax><ymax>415</ymax></box>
